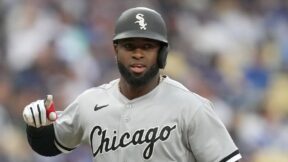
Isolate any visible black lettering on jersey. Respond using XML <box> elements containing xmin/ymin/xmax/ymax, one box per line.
<box><xmin>90</xmin><ymin>125</ymin><xmax>176</xmax><ymax>159</ymax></box>
<box><xmin>132</xmin><ymin>129</ymin><xmax>145</xmax><ymax>145</ymax></box>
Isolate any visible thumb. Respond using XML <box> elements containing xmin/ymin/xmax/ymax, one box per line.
<box><xmin>45</xmin><ymin>95</ymin><xmax>57</xmax><ymax>121</ymax></box>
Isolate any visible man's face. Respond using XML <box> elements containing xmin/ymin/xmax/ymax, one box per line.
<box><xmin>114</xmin><ymin>38</ymin><xmax>161</xmax><ymax>87</ymax></box>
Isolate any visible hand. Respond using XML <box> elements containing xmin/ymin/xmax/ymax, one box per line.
<box><xmin>23</xmin><ymin>95</ymin><xmax>57</xmax><ymax>128</ymax></box>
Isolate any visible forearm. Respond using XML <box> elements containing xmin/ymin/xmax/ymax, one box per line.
<box><xmin>26</xmin><ymin>124</ymin><xmax>61</xmax><ymax>156</ymax></box>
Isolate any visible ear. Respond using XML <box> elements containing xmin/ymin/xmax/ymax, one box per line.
<box><xmin>113</xmin><ymin>44</ymin><xmax>119</xmax><ymax>61</ymax></box>
<box><xmin>158</xmin><ymin>45</ymin><xmax>169</xmax><ymax>69</ymax></box>
<box><xmin>113</xmin><ymin>43</ymin><xmax>118</xmax><ymax>54</ymax></box>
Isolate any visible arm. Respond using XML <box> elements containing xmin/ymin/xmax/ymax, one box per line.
<box><xmin>23</xmin><ymin>95</ymin><xmax>60</xmax><ymax>156</ymax></box>
<box><xmin>26</xmin><ymin>125</ymin><xmax>61</xmax><ymax>156</ymax></box>
<box><xmin>187</xmin><ymin>100</ymin><xmax>242</xmax><ymax>162</ymax></box>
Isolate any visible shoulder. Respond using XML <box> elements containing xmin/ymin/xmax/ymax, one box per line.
<box><xmin>160</xmin><ymin>76</ymin><xmax>214</xmax><ymax>118</ymax></box>
<box><xmin>161</xmin><ymin>76</ymin><xmax>210</xmax><ymax>105</ymax></box>
<box><xmin>160</xmin><ymin>76</ymin><xmax>214</xmax><ymax>126</ymax></box>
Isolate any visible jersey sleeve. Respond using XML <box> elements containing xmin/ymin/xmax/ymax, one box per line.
<box><xmin>53</xmin><ymin>98</ymin><xmax>83</xmax><ymax>153</ymax></box>
<box><xmin>187</xmin><ymin>100</ymin><xmax>241</xmax><ymax>162</ymax></box>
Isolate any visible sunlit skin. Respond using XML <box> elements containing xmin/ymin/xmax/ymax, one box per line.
<box><xmin>114</xmin><ymin>38</ymin><xmax>161</xmax><ymax>100</ymax></box>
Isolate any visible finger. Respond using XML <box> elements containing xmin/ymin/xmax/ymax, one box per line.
<box><xmin>32</xmin><ymin>102</ymin><xmax>41</xmax><ymax>128</ymax></box>
<box><xmin>49</xmin><ymin>111</ymin><xmax>57</xmax><ymax>121</ymax></box>
<box><xmin>29</xmin><ymin>106</ymin><xmax>37</xmax><ymax>127</ymax></box>
<box><xmin>45</xmin><ymin>95</ymin><xmax>57</xmax><ymax>121</ymax></box>
<box><xmin>38</xmin><ymin>100</ymin><xmax>47</xmax><ymax>126</ymax></box>
<box><xmin>44</xmin><ymin>95</ymin><xmax>53</xmax><ymax>108</ymax></box>
<box><xmin>37</xmin><ymin>104</ymin><xmax>42</xmax><ymax>126</ymax></box>
<box><xmin>23</xmin><ymin>111</ymin><xmax>28</xmax><ymax>123</ymax></box>
<box><xmin>23</xmin><ymin>105</ymin><xmax>34</xmax><ymax>125</ymax></box>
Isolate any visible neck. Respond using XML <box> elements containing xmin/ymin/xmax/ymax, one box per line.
<box><xmin>119</xmin><ymin>74</ymin><xmax>160</xmax><ymax>100</ymax></box>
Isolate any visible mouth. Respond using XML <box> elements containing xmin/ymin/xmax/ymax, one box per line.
<box><xmin>130</xmin><ymin>64</ymin><xmax>146</xmax><ymax>74</ymax></box>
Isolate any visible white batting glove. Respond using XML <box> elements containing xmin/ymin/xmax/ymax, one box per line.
<box><xmin>23</xmin><ymin>95</ymin><xmax>57</xmax><ymax>128</ymax></box>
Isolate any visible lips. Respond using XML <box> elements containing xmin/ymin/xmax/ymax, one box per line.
<box><xmin>130</xmin><ymin>64</ymin><xmax>146</xmax><ymax>74</ymax></box>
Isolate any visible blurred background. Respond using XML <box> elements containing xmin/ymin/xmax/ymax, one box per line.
<box><xmin>0</xmin><ymin>0</ymin><xmax>288</xmax><ymax>162</ymax></box>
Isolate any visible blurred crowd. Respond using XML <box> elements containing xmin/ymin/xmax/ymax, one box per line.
<box><xmin>0</xmin><ymin>0</ymin><xmax>288</xmax><ymax>162</ymax></box>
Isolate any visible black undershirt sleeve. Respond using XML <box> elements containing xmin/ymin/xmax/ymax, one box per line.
<box><xmin>26</xmin><ymin>124</ymin><xmax>61</xmax><ymax>156</ymax></box>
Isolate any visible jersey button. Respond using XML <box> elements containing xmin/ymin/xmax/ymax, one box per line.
<box><xmin>126</xmin><ymin>104</ymin><xmax>132</xmax><ymax>108</ymax></box>
<box><xmin>124</xmin><ymin>116</ymin><xmax>130</xmax><ymax>122</ymax></box>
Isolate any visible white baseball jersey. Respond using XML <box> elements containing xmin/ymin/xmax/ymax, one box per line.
<box><xmin>54</xmin><ymin>76</ymin><xmax>241</xmax><ymax>162</ymax></box>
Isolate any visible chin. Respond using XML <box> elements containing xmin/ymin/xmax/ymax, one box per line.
<box><xmin>131</xmin><ymin>71</ymin><xmax>146</xmax><ymax>78</ymax></box>
<box><xmin>118</xmin><ymin>62</ymin><xmax>159</xmax><ymax>87</ymax></box>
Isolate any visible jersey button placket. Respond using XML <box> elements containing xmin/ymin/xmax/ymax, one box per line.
<box><xmin>124</xmin><ymin>104</ymin><xmax>132</xmax><ymax>122</ymax></box>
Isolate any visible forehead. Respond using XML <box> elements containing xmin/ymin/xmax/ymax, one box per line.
<box><xmin>117</xmin><ymin>38</ymin><xmax>161</xmax><ymax>44</ymax></box>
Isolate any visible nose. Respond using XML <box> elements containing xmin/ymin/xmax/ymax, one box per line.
<box><xmin>132</xmin><ymin>48</ymin><xmax>144</xmax><ymax>59</ymax></box>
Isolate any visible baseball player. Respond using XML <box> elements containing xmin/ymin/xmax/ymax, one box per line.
<box><xmin>23</xmin><ymin>7</ymin><xmax>242</xmax><ymax>162</ymax></box>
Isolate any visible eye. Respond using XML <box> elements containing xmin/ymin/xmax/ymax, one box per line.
<box><xmin>122</xmin><ymin>43</ymin><xmax>135</xmax><ymax>51</ymax></box>
<box><xmin>143</xmin><ymin>44</ymin><xmax>153</xmax><ymax>50</ymax></box>
<box><xmin>143</xmin><ymin>42</ymin><xmax>160</xmax><ymax>50</ymax></box>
